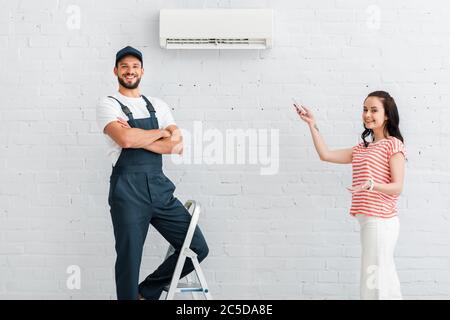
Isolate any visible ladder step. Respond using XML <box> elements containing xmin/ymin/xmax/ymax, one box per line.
<box><xmin>163</xmin><ymin>283</ymin><xmax>206</xmax><ymax>293</ymax></box>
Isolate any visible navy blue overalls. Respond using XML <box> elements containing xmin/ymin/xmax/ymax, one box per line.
<box><xmin>107</xmin><ymin>95</ymin><xmax>209</xmax><ymax>300</ymax></box>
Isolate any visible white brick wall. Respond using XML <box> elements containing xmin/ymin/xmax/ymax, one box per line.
<box><xmin>0</xmin><ymin>0</ymin><xmax>449</xmax><ymax>299</ymax></box>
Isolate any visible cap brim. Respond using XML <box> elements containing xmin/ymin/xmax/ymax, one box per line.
<box><xmin>116</xmin><ymin>53</ymin><xmax>143</xmax><ymax>65</ymax></box>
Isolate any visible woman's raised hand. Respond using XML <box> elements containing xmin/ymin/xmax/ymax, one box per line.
<box><xmin>295</xmin><ymin>104</ymin><xmax>315</xmax><ymax>126</ymax></box>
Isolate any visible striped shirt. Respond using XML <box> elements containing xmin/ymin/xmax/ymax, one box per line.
<box><xmin>350</xmin><ymin>136</ymin><xmax>406</xmax><ymax>218</ymax></box>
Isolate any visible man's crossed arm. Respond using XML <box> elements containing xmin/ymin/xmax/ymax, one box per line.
<box><xmin>104</xmin><ymin>118</ymin><xmax>183</xmax><ymax>155</ymax></box>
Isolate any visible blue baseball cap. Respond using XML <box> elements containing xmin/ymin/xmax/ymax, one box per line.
<box><xmin>115</xmin><ymin>46</ymin><xmax>143</xmax><ymax>67</ymax></box>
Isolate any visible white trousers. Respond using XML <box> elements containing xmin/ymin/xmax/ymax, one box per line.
<box><xmin>356</xmin><ymin>214</ymin><xmax>402</xmax><ymax>300</ymax></box>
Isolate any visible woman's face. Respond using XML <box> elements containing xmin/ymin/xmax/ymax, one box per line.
<box><xmin>362</xmin><ymin>96</ymin><xmax>388</xmax><ymax>131</ymax></box>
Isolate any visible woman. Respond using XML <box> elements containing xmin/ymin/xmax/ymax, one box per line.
<box><xmin>296</xmin><ymin>91</ymin><xmax>406</xmax><ymax>300</ymax></box>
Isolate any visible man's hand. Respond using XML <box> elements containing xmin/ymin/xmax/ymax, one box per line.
<box><xmin>116</xmin><ymin>117</ymin><xmax>131</xmax><ymax>128</ymax></box>
<box><xmin>143</xmin><ymin>124</ymin><xmax>183</xmax><ymax>155</ymax></box>
<box><xmin>161</xmin><ymin>129</ymin><xmax>172</xmax><ymax>138</ymax></box>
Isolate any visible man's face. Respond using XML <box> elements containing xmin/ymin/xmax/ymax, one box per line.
<box><xmin>114</xmin><ymin>55</ymin><xmax>143</xmax><ymax>89</ymax></box>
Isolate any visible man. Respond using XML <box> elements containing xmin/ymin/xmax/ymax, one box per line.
<box><xmin>96</xmin><ymin>46</ymin><xmax>209</xmax><ymax>300</ymax></box>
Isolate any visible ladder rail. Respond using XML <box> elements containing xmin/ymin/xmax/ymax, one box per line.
<box><xmin>191</xmin><ymin>256</ymin><xmax>213</xmax><ymax>300</ymax></box>
<box><xmin>164</xmin><ymin>200</ymin><xmax>211</xmax><ymax>300</ymax></box>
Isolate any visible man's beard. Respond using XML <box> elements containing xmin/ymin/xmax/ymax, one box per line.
<box><xmin>118</xmin><ymin>74</ymin><xmax>141</xmax><ymax>89</ymax></box>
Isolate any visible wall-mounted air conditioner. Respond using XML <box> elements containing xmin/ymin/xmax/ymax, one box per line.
<box><xmin>159</xmin><ymin>9</ymin><xmax>273</xmax><ymax>49</ymax></box>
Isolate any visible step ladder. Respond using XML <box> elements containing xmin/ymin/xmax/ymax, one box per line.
<box><xmin>163</xmin><ymin>200</ymin><xmax>212</xmax><ymax>300</ymax></box>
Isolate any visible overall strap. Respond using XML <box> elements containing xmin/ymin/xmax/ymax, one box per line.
<box><xmin>141</xmin><ymin>95</ymin><xmax>156</xmax><ymax>116</ymax></box>
<box><xmin>108</xmin><ymin>96</ymin><xmax>134</xmax><ymax>120</ymax></box>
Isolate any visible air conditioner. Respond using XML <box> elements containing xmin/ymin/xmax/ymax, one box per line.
<box><xmin>159</xmin><ymin>9</ymin><xmax>273</xmax><ymax>49</ymax></box>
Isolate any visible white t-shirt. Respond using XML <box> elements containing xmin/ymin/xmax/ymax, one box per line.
<box><xmin>96</xmin><ymin>92</ymin><xmax>176</xmax><ymax>166</ymax></box>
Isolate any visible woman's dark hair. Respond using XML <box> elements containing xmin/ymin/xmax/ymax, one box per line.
<box><xmin>361</xmin><ymin>91</ymin><xmax>404</xmax><ymax>147</ymax></box>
